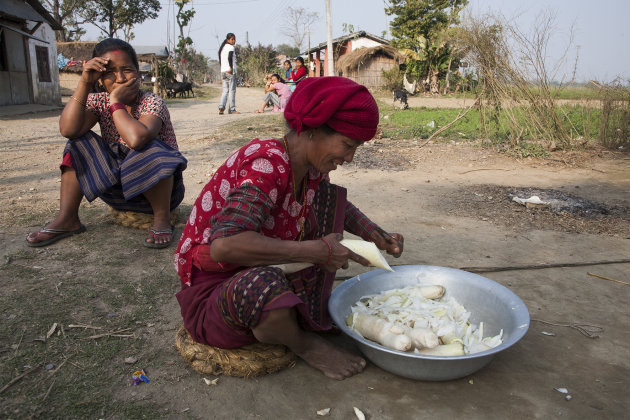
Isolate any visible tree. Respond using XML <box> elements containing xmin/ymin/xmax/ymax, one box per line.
<box><xmin>385</xmin><ymin>0</ymin><xmax>468</xmax><ymax>94</ymax></box>
<box><xmin>81</xmin><ymin>0</ymin><xmax>161</xmax><ymax>39</ymax></box>
<box><xmin>174</xmin><ymin>0</ymin><xmax>196</xmax><ymax>79</ymax></box>
<box><xmin>42</xmin><ymin>0</ymin><xmax>88</xmax><ymax>41</ymax></box>
<box><xmin>236</xmin><ymin>43</ymin><xmax>278</xmax><ymax>87</ymax></box>
<box><xmin>121</xmin><ymin>23</ymin><xmax>134</xmax><ymax>42</ymax></box>
<box><xmin>280</xmin><ymin>7</ymin><xmax>319</xmax><ymax>52</ymax></box>
<box><xmin>276</xmin><ymin>43</ymin><xmax>299</xmax><ymax>58</ymax></box>
<box><xmin>186</xmin><ymin>49</ymin><xmax>208</xmax><ymax>83</ymax></box>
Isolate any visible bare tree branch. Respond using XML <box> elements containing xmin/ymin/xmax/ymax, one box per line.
<box><xmin>279</xmin><ymin>7</ymin><xmax>319</xmax><ymax>52</ymax></box>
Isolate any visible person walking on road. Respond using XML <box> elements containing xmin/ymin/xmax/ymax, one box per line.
<box><xmin>218</xmin><ymin>33</ymin><xmax>238</xmax><ymax>115</ymax></box>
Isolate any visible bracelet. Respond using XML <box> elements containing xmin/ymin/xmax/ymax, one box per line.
<box><xmin>70</xmin><ymin>95</ymin><xmax>86</xmax><ymax>108</ymax></box>
<box><xmin>108</xmin><ymin>102</ymin><xmax>125</xmax><ymax>115</ymax></box>
<box><xmin>319</xmin><ymin>237</ymin><xmax>332</xmax><ymax>266</ymax></box>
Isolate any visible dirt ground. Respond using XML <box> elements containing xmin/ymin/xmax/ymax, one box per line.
<box><xmin>1</xmin><ymin>86</ymin><xmax>629</xmax><ymax>419</ymax></box>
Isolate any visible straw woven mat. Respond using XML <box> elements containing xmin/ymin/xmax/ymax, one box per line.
<box><xmin>109</xmin><ymin>207</ymin><xmax>180</xmax><ymax>230</ymax></box>
<box><xmin>175</xmin><ymin>324</ymin><xmax>296</xmax><ymax>378</ymax></box>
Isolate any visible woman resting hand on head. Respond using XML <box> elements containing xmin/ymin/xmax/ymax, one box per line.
<box><xmin>26</xmin><ymin>38</ymin><xmax>187</xmax><ymax>249</ymax></box>
<box><xmin>175</xmin><ymin>77</ymin><xmax>404</xmax><ymax>380</ymax></box>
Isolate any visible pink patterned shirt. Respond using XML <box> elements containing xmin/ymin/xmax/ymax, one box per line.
<box><xmin>272</xmin><ymin>82</ymin><xmax>292</xmax><ymax>110</ymax></box>
<box><xmin>85</xmin><ymin>91</ymin><xmax>178</xmax><ymax>149</ymax></box>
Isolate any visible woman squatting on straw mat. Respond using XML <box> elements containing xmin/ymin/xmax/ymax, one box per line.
<box><xmin>174</xmin><ymin>77</ymin><xmax>404</xmax><ymax>380</ymax></box>
<box><xmin>26</xmin><ymin>38</ymin><xmax>187</xmax><ymax>249</ymax></box>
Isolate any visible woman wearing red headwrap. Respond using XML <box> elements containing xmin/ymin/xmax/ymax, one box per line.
<box><xmin>174</xmin><ymin>77</ymin><xmax>404</xmax><ymax>380</ymax></box>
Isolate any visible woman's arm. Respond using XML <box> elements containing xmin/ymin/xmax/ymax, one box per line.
<box><xmin>208</xmin><ymin>184</ymin><xmax>371</xmax><ymax>271</ymax></box>
<box><xmin>109</xmin><ymin>81</ymin><xmax>163</xmax><ymax>150</ymax></box>
<box><xmin>211</xmin><ymin>231</ymin><xmax>370</xmax><ymax>272</ymax></box>
<box><xmin>59</xmin><ymin>58</ymin><xmax>103</xmax><ymax>138</ymax></box>
<box><xmin>294</xmin><ymin>66</ymin><xmax>307</xmax><ymax>80</ymax></box>
<box><xmin>211</xmin><ymin>231</ymin><xmax>325</xmax><ymax>266</ymax></box>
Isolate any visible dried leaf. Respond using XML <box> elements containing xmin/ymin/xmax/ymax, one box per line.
<box><xmin>46</xmin><ymin>323</ymin><xmax>57</xmax><ymax>339</ymax></box>
<box><xmin>203</xmin><ymin>377</ymin><xmax>219</xmax><ymax>386</ymax></box>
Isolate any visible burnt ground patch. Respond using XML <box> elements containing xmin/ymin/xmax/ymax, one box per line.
<box><xmin>437</xmin><ymin>185</ymin><xmax>630</xmax><ymax>237</ymax></box>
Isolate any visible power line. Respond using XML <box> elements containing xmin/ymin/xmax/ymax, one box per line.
<box><xmin>158</xmin><ymin>0</ymin><xmax>260</xmax><ymax>5</ymax></box>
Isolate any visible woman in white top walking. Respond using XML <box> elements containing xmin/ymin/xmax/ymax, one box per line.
<box><xmin>218</xmin><ymin>33</ymin><xmax>238</xmax><ymax>114</ymax></box>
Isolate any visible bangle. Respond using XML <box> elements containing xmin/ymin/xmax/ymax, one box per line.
<box><xmin>319</xmin><ymin>237</ymin><xmax>332</xmax><ymax>266</ymax></box>
<box><xmin>108</xmin><ymin>102</ymin><xmax>125</xmax><ymax>115</ymax></box>
<box><xmin>70</xmin><ymin>95</ymin><xmax>86</xmax><ymax>108</ymax></box>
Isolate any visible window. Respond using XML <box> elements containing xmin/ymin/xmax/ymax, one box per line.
<box><xmin>35</xmin><ymin>45</ymin><xmax>51</xmax><ymax>82</ymax></box>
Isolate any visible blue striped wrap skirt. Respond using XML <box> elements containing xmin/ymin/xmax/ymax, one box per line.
<box><xmin>63</xmin><ymin>131</ymin><xmax>187</xmax><ymax>213</ymax></box>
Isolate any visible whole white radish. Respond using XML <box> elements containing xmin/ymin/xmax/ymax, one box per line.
<box><xmin>349</xmin><ymin>312</ymin><xmax>411</xmax><ymax>351</ymax></box>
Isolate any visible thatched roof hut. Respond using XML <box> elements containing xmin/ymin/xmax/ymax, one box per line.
<box><xmin>336</xmin><ymin>45</ymin><xmax>405</xmax><ymax>89</ymax></box>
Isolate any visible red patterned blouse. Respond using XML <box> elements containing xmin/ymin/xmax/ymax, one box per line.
<box><xmin>85</xmin><ymin>91</ymin><xmax>178</xmax><ymax>149</ymax></box>
<box><xmin>175</xmin><ymin>138</ymin><xmax>325</xmax><ymax>286</ymax></box>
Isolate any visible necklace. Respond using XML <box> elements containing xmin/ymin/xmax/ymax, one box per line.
<box><xmin>282</xmin><ymin>136</ymin><xmax>308</xmax><ymax>241</ymax></box>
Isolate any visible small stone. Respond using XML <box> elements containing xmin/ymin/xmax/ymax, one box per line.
<box><xmin>45</xmin><ymin>364</ymin><xmax>55</xmax><ymax>370</ymax></box>
<box><xmin>107</xmin><ymin>313</ymin><xmax>119</xmax><ymax>317</ymax></box>
<box><xmin>124</xmin><ymin>357</ymin><xmax>137</xmax><ymax>364</ymax></box>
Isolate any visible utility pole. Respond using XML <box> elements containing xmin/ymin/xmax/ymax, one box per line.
<box><xmin>325</xmin><ymin>0</ymin><xmax>334</xmax><ymax>76</ymax></box>
<box><xmin>307</xmin><ymin>29</ymin><xmax>311</xmax><ymax>74</ymax></box>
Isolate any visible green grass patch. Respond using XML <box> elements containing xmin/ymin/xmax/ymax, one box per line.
<box><xmin>379</xmin><ymin>101</ymin><xmax>616</xmax><ymax>151</ymax></box>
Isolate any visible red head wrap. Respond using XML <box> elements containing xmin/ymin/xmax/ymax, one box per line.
<box><xmin>284</xmin><ymin>76</ymin><xmax>379</xmax><ymax>141</ymax></box>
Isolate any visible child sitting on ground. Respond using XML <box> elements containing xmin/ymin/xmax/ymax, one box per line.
<box><xmin>255</xmin><ymin>73</ymin><xmax>292</xmax><ymax>113</ymax></box>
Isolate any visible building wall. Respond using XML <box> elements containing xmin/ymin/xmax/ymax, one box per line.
<box><xmin>59</xmin><ymin>71</ymin><xmax>81</xmax><ymax>92</ymax></box>
<box><xmin>0</xmin><ymin>19</ymin><xmax>61</xmax><ymax>106</ymax></box>
<box><xmin>26</xmin><ymin>21</ymin><xmax>61</xmax><ymax>106</ymax></box>
<box><xmin>344</xmin><ymin>56</ymin><xmax>397</xmax><ymax>89</ymax></box>
<box><xmin>0</xmin><ymin>23</ymin><xmax>30</xmax><ymax>106</ymax></box>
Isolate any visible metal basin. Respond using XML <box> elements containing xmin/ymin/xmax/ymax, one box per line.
<box><xmin>328</xmin><ymin>265</ymin><xmax>530</xmax><ymax>381</ymax></box>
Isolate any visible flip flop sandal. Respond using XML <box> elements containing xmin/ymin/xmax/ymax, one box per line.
<box><xmin>144</xmin><ymin>226</ymin><xmax>175</xmax><ymax>249</ymax></box>
<box><xmin>26</xmin><ymin>224</ymin><xmax>87</xmax><ymax>247</ymax></box>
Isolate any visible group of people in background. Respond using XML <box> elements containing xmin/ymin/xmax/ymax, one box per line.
<box><xmin>218</xmin><ymin>32</ymin><xmax>309</xmax><ymax>115</ymax></box>
<box><xmin>253</xmin><ymin>56</ymin><xmax>308</xmax><ymax>114</ymax></box>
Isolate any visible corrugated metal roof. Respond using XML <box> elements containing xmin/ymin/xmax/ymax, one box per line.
<box><xmin>133</xmin><ymin>45</ymin><xmax>169</xmax><ymax>58</ymax></box>
<box><xmin>0</xmin><ymin>0</ymin><xmax>44</xmax><ymax>23</ymax></box>
<box><xmin>305</xmin><ymin>31</ymin><xmax>389</xmax><ymax>54</ymax></box>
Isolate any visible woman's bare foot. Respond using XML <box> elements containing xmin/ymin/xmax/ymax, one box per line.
<box><xmin>294</xmin><ymin>333</ymin><xmax>366</xmax><ymax>380</ymax></box>
<box><xmin>252</xmin><ymin>308</ymin><xmax>365</xmax><ymax>380</ymax></box>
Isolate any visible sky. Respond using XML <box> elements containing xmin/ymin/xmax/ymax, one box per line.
<box><xmin>80</xmin><ymin>0</ymin><xmax>630</xmax><ymax>83</ymax></box>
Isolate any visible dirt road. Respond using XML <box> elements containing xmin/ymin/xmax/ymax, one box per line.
<box><xmin>0</xmin><ymin>86</ymin><xmax>629</xmax><ymax>419</ymax></box>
